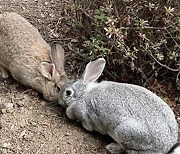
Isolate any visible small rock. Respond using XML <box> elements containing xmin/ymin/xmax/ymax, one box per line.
<box><xmin>40</xmin><ymin>101</ymin><xmax>46</xmax><ymax>106</ymax></box>
<box><xmin>19</xmin><ymin>130</ymin><xmax>26</xmax><ymax>138</ymax></box>
<box><xmin>64</xmin><ymin>132</ymin><xmax>71</xmax><ymax>136</ymax></box>
<box><xmin>5</xmin><ymin>103</ymin><xmax>14</xmax><ymax>113</ymax></box>
<box><xmin>16</xmin><ymin>101</ymin><xmax>25</xmax><ymax>107</ymax></box>
<box><xmin>0</xmin><ymin>102</ymin><xmax>14</xmax><ymax>113</ymax></box>
<box><xmin>2</xmin><ymin>142</ymin><xmax>11</xmax><ymax>148</ymax></box>
<box><xmin>1</xmin><ymin>108</ymin><xmax>6</xmax><ymax>114</ymax></box>
<box><xmin>30</xmin><ymin>90</ymin><xmax>38</xmax><ymax>97</ymax></box>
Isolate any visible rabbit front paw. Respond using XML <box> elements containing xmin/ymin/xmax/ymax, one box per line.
<box><xmin>106</xmin><ymin>142</ymin><xmax>126</xmax><ymax>154</ymax></box>
<box><xmin>82</xmin><ymin>121</ymin><xmax>93</xmax><ymax>131</ymax></box>
<box><xmin>0</xmin><ymin>65</ymin><xmax>9</xmax><ymax>79</ymax></box>
<box><xmin>66</xmin><ymin>106</ymin><xmax>76</xmax><ymax>120</ymax></box>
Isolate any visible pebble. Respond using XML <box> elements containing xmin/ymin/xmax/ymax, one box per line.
<box><xmin>2</xmin><ymin>142</ymin><xmax>11</xmax><ymax>148</ymax></box>
<box><xmin>16</xmin><ymin>101</ymin><xmax>25</xmax><ymax>107</ymax></box>
<box><xmin>0</xmin><ymin>102</ymin><xmax>14</xmax><ymax>113</ymax></box>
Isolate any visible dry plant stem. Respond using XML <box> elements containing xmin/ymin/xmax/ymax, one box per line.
<box><xmin>112</xmin><ymin>0</ymin><xmax>120</xmax><ymax>18</ymax></box>
<box><xmin>85</xmin><ymin>0</ymin><xmax>98</xmax><ymax>11</ymax></box>
<box><xmin>148</xmin><ymin>50</ymin><xmax>179</xmax><ymax>72</ymax></box>
<box><xmin>143</xmin><ymin>67</ymin><xmax>162</xmax><ymax>87</ymax></box>
<box><xmin>143</xmin><ymin>47</ymin><xmax>180</xmax><ymax>82</ymax></box>
<box><xmin>165</xmin><ymin>28</ymin><xmax>180</xmax><ymax>49</ymax></box>
<box><xmin>176</xmin><ymin>70</ymin><xmax>180</xmax><ymax>83</ymax></box>
<box><xmin>0</xmin><ymin>147</ymin><xmax>16</xmax><ymax>153</ymax></box>
<box><xmin>35</xmin><ymin>143</ymin><xmax>45</xmax><ymax>154</ymax></box>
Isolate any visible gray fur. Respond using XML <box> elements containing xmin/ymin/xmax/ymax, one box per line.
<box><xmin>58</xmin><ymin>58</ymin><xmax>178</xmax><ymax>154</ymax></box>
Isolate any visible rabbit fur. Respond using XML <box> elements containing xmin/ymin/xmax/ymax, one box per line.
<box><xmin>0</xmin><ymin>12</ymin><xmax>68</xmax><ymax>101</ymax></box>
<box><xmin>58</xmin><ymin>58</ymin><xmax>179</xmax><ymax>154</ymax></box>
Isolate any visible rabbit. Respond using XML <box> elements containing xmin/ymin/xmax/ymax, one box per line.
<box><xmin>0</xmin><ymin>12</ymin><xmax>68</xmax><ymax>101</ymax></box>
<box><xmin>58</xmin><ymin>58</ymin><xmax>179</xmax><ymax>154</ymax></box>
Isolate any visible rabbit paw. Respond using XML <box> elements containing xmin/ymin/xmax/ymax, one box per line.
<box><xmin>106</xmin><ymin>142</ymin><xmax>125</xmax><ymax>154</ymax></box>
<box><xmin>82</xmin><ymin>121</ymin><xmax>93</xmax><ymax>131</ymax></box>
<box><xmin>0</xmin><ymin>65</ymin><xmax>9</xmax><ymax>79</ymax></box>
<box><xmin>66</xmin><ymin>106</ymin><xmax>76</xmax><ymax>120</ymax></box>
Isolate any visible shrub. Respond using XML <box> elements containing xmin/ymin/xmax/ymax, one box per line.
<box><xmin>64</xmin><ymin>0</ymin><xmax>180</xmax><ymax>91</ymax></box>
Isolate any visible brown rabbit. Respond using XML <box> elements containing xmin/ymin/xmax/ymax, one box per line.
<box><xmin>0</xmin><ymin>12</ymin><xmax>68</xmax><ymax>101</ymax></box>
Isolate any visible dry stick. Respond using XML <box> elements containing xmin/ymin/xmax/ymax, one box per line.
<box><xmin>85</xmin><ymin>0</ymin><xmax>98</xmax><ymax>11</ymax></box>
<box><xmin>112</xmin><ymin>0</ymin><xmax>120</xmax><ymax>18</ymax></box>
<box><xmin>78</xmin><ymin>7</ymin><xmax>94</xmax><ymax>21</ymax></box>
<box><xmin>35</xmin><ymin>143</ymin><xmax>45</xmax><ymax>154</ymax></box>
<box><xmin>0</xmin><ymin>147</ymin><xmax>16</xmax><ymax>153</ymax></box>
<box><xmin>71</xmin><ymin>7</ymin><xmax>106</xmax><ymax>39</ymax></box>
<box><xmin>119</xmin><ymin>27</ymin><xmax>170</xmax><ymax>30</ymax></box>
<box><xmin>165</xmin><ymin>28</ymin><xmax>180</xmax><ymax>49</ymax></box>
<box><xmin>140</xmin><ymin>44</ymin><xmax>179</xmax><ymax>72</ymax></box>
<box><xmin>148</xmin><ymin>51</ymin><xmax>179</xmax><ymax>72</ymax></box>
<box><xmin>176</xmin><ymin>70</ymin><xmax>180</xmax><ymax>83</ymax></box>
<box><xmin>143</xmin><ymin>67</ymin><xmax>162</xmax><ymax>87</ymax></box>
<box><xmin>143</xmin><ymin>47</ymin><xmax>180</xmax><ymax>82</ymax></box>
<box><xmin>39</xmin><ymin>111</ymin><xmax>59</xmax><ymax>118</ymax></box>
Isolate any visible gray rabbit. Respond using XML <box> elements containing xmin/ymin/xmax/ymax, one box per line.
<box><xmin>0</xmin><ymin>12</ymin><xmax>68</xmax><ymax>101</ymax></box>
<box><xmin>58</xmin><ymin>58</ymin><xmax>179</xmax><ymax>154</ymax></box>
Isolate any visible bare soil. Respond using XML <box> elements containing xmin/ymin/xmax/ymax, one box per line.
<box><xmin>0</xmin><ymin>1</ymin><xmax>179</xmax><ymax>154</ymax></box>
<box><xmin>0</xmin><ymin>78</ymin><xmax>108</xmax><ymax>154</ymax></box>
<box><xmin>0</xmin><ymin>1</ymin><xmax>108</xmax><ymax>154</ymax></box>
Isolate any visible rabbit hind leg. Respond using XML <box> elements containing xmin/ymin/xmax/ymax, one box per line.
<box><xmin>126</xmin><ymin>150</ymin><xmax>161</xmax><ymax>154</ymax></box>
<box><xmin>106</xmin><ymin>142</ymin><xmax>126</xmax><ymax>154</ymax></box>
<box><xmin>109</xmin><ymin>118</ymin><xmax>154</xmax><ymax>153</ymax></box>
<box><xmin>0</xmin><ymin>64</ymin><xmax>9</xmax><ymax>79</ymax></box>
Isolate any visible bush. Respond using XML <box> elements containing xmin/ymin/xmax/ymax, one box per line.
<box><xmin>64</xmin><ymin>0</ymin><xmax>180</xmax><ymax>90</ymax></box>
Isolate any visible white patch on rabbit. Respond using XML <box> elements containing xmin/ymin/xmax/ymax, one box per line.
<box><xmin>171</xmin><ymin>146</ymin><xmax>180</xmax><ymax>154</ymax></box>
<box><xmin>85</xmin><ymin>81</ymin><xmax>108</xmax><ymax>92</ymax></box>
<box><xmin>85</xmin><ymin>82</ymin><xmax>110</xmax><ymax>94</ymax></box>
<box><xmin>85</xmin><ymin>82</ymin><xmax>99</xmax><ymax>92</ymax></box>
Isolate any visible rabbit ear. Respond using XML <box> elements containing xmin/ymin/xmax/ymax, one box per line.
<box><xmin>40</xmin><ymin>62</ymin><xmax>55</xmax><ymax>80</ymax></box>
<box><xmin>83</xmin><ymin>58</ymin><xmax>106</xmax><ymax>84</ymax></box>
<box><xmin>50</xmin><ymin>42</ymin><xmax>65</xmax><ymax>73</ymax></box>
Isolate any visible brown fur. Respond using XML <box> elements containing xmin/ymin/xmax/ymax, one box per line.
<box><xmin>0</xmin><ymin>12</ymin><xmax>68</xmax><ymax>101</ymax></box>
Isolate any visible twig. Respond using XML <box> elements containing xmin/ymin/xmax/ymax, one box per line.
<box><xmin>119</xmin><ymin>27</ymin><xmax>169</xmax><ymax>30</ymax></box>
<box><xmin>85</xmin><ymin>0</ymin><xmax>98</xmax><ymax>11</ymax></box>
<box><xmin>143</xmin><ymin>47</ymin><xmax>179</xmax><ymax>72</ymax></box>
<box><xmin>112</xmin><ymin>0</ymin><xmax>120</xmax><ymax>18</ymax></box>
<box><xmin>35</xmin><ymin>143</ymin><xmax>45</xmax><ymax>154</ymax></box>
<box><xmin>0</xmin><ymin>146</ymin><xmax>16</xmax><ymax>153</ymax></box>
<box><xmin>39</xmin><ymin>111</ymin><xmax>60</xmax><ymax>118</ymax></box>
<box><xmin>165</xmin><ymin>28</ymin><xmax>180</xmax><ymax>49</ymax></box>
<box><xmin>143</xmin><ymin>67</ymin><xmax>162</xmax><ymax>87</ymax></box>
<box><xmin>78</xmin><ymin>7</ymin><xmax>94</xmax><ymax>21</ymax></box>
<box><xmin>176</xmin><ymin>69</ymin><xmax>180</xmax><ymax>83</ymax></box>
<box><xmin>142</xmin><ymin>46</ymin><xmax>180</xmax><ymax>82</ymax></box>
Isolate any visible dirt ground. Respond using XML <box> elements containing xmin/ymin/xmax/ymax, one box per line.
<box><xmin>0</xmin><ymin>1</ymin><xmax>109</xmax><ymax>154</ymax></box>
<box><xmin>0</xmin><ymin>78</ymin><xmax>109</xmax><ymax>154</ymax></box>
<box><xmin>0</xmin><ymin>1</ymin><xmax>179</xmax><ymax>154</ymax></box>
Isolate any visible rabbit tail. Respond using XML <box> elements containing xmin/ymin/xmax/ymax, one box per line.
<box><xmin>168</xmin><ymin>143</ymin><xmax>180</xmax><ymax>154</ymax></box>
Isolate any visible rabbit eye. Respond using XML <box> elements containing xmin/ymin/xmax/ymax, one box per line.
<box><xmin>63</xmin><ymin>87</ymin><xmax>74</xmax><ymax>99</ymax></box>
<box><xmin>66</xmin><ymin>90</ymin><xmax>72</xmax><ymax>96</ymax></box>
<box><xmin>55</xmin><ymin>84</ymin><xmax>61</xmax><ymax>92</ymax></box>
<box><xmin>56</xmin><ymin>85</ymin><xmax>61</xmax><ymax>91</ymax></box>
